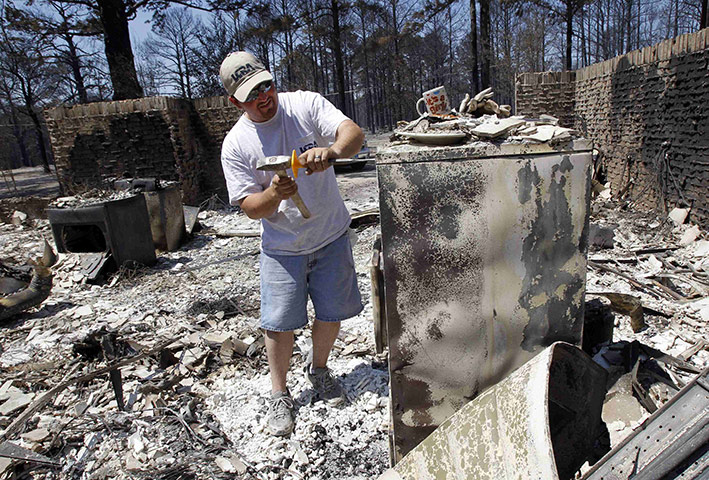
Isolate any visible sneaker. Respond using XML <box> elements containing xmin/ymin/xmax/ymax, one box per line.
<box><xmin>304</xmin><ymin>352</ymin><xmax>345</xmax><ymax>406</ymax></box>
<box><xmin>267</xmin><ymin>391</ymin><xmax>294</xmax><ymax>436</ymax></box>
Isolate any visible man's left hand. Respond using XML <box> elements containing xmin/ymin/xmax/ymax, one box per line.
<box><xmin>299</xmin><ymin>147</ymin><xmax>334</xmax><ymax>175</ymax></box>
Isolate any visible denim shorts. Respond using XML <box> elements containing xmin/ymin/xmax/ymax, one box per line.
<box><xmin>260</xmin><ymin>232</ymin><xmax>363</xmax><ymax>332</ymax></box>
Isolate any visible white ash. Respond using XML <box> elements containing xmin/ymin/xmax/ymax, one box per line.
<box><xmin>208</xmin><ymin>350</ymin><xmax>389</xmax><ymax>480</ymax></box>
<box><xmin>0</xmin><ymin>168</ymin><xmax>390</xmax><ymax>479</ymax></box>
<box><xmin>1</xmin><ymin>158</ymin><xmax>707</xmax><ymax>479</ymax></box>
<box><xmin>49</xmin><ymin>190</ymin><xmax>136</xmax><ymax>208</ymax></box>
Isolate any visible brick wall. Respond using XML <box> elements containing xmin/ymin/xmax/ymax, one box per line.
<box><xmin>516</xmin><ymin>29</ymin><xmax>709</xmax><ymax>228</ymax></box>
<box><xmin>44</xmin><ymin>96</ymin><xmax>241</xmax><ymax>205</ymax></box>
<box><xmin>515</xmin><ymin>71</ymin><xmax>577</xmax><ymax>127</ymax></box>
<box><xmin>191</xmin><ymin>96</ymin><xmax>242</xmax><ymax>195</ymax></box>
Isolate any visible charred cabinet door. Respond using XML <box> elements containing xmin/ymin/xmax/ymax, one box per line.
<box><xmin>376</xmin><ymin>151</ymin><xmax>592</xmax><ymax>461</ymax></box>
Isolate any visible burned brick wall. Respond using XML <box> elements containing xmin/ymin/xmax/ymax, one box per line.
<box><xmin>44</xmin><ymin>96</ymin><xmax>241</xmax><ymax>205</ymax></box>
<box><xmin>191</xmin><ymin>96</ymin><xmax>242</xmax><ymax>198</ymax></box>
<box><xmin>515</xmin><ymin>72</ymin><xmax>577</xmax><ymax>127</ymax></box>
<box><xmin>516</xmin><ymin>29</ymin><xmax>709</xmax><ymax>228</ymax></box>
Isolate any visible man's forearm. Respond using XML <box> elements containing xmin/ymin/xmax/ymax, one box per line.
<box><xmin>239</xmin><ymin>186</ymin><xmax>282</xmax><ymax>219</ymax></box>
<box><xmin>329</xmin><ymin>120</ymin><xmax>365</xmax><ymax>159</ymax></box>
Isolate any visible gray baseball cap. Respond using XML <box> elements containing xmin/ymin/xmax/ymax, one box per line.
<box><xmin>219</xmin><ymin>51</ymin><xmax>273</xmax><ymax>102</ymax></box>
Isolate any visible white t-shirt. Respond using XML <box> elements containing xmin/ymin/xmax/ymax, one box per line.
<box><xmin>221</xmin><ymin>90</ymin><xmax>352</xmax><ymax>256</ymax></box>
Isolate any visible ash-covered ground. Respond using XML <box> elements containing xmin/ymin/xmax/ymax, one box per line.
<box><xmin>1</xmin><ymin>163</ymin><xmax>389</xmax><ymax>480</ymax></box>
<box><xmin>0</xmin><ymin>155</ymin><xmax>707</xmax><ymax>479</ymax></box>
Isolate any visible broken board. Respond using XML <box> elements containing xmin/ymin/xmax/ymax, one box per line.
<box><xmin>471</xmin><ymin>117</ymin><xmax>525</xmax><ymax>138</ymax></box>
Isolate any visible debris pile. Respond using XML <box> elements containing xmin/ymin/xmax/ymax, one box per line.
<box><xmin>49</xmin><ymin>191</ymin><xmax>134</xmax><ymax>209</ymax></box>
<box><xmin>49</xmin><ymin>179</ymin><xmax>181</xmax><ymax>209</ymax></box>
<box><xmin>0</xmin><ymin>240</ymin><xmax>55</xmax><ymax>322</ymax></box>
<box><xmin>393</xmin><ymin>88</ymin><xmax>576</xmax><ymax>146</ymax></box>
<box><xmin>0</xmin><ymin>170</ymin><xmax>390</xmax><ymax>480</ymax></box>
<box><xmin>458</xmin><ymin>87</ymin><xmax>512</xmax><ymax>117</ymax></box>
<box><xmin>583</xmin><ymin>198</ymin><xmax>709</xmax><ymax>452</ymax></box>
<box><xmin>1</xmin><ymin>155</ymin><xmax>707</xmax><ymax>479</ymax></box>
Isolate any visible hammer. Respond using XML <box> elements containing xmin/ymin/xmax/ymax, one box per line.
<box><xmin>256</xmin><ymin>153</ymin><xmax>312</xmax><ymax>218</ymax></box>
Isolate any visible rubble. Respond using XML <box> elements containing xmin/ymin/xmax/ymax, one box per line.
<box><xmin>49</xmin><ymin>191</ymin><xmax>134</xmax><ymax>209</ymax></box>
<box><xmin>392</xmin><ymin>88</ymin><xmax>574</xmax><ymax>147</ymax></box>
<box><xmin>668</xmin><ymin>207</ymin><xmax>689</xmax><ymax>226</ymax></box>
<box><xmin>582</xmin><ymin>367</ymin><xmax>709</xmax><ymax>479</ymax></box>
<box><xmin>0</xmin><ymin>165</ymin><xmax>389</xmax><ymax>479</ymax></box>
<box><xmin>0</xmin><ymin>144</ymin><xmax>707</xmax><ymax>479</ymax></box>
<box><xmin>0</xmin><ymin>240</ymin><xmax>56</xmax><ymax>322</ymax></box>
<box><xmin>10</xmin><ymin>211</ymin><xmax>28</xmax><ymax>226</ymax></box>
<box><xmin>379</xmin><ymin>343</ymin><xmax>609</xmax><ymax>480</ymax></box>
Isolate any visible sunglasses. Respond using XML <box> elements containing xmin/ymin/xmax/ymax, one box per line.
<box><xmin>243</xmin><ymin>80</ymin><xmax>273</xmax><ymax>103</ymax></box>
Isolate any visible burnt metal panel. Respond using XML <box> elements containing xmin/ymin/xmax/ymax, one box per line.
<box><xmin>581</xmin><ymin>367</ymin><xmax>709</xmax><ymax>480</ymax></box>
<box><xmin>376</xmin><ymin>143</ymin><xmax>592</xmax><ymax>460</ymax></box>
<box><xmin>378</xmin><ymin>342</ymin><xmax>608</xmax><ymax>479</ymax></box>
<box><xmin>144</xmin><ymin>186</ymin><xmax>186</xmax><ymax>252</ymax></box>
<box><xmin>0</xmin><ymin>441</ymin><xmax>61</xmax><ymax>466</ymax></box>
<box><xmin>370</xmin><ymin>235</ymin><xmax>387</xmax><ymax>354</ymax></box>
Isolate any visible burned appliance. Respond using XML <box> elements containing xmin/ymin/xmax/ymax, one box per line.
<box><xmin>378</xmin><ymin>342</ymin><xmax>609</xmax><ymax>480</ymax></box>
<box><xmin>115</xmin><ymin>179</ymin><xmax>186</xmax><ymax>252</ymax></box>
<box><xmin>144</xmin><ymin>186</ymin><xmax>186</xmax><ymax>252</ymax></box>
<box><xmin>47</xmin><ymin>195</ymin><xmax>156</xmax><ymax>280</ymax></box>
<box><xmin>373</xmin><ymin>139</ymin><xmax>593</xmax><ymax>462</ymax></box>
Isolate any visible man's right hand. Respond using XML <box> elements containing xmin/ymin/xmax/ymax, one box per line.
<box><xmin>239</xmin><ymin>173</ymin><xmax>298</xmax><ymax>219</ymax></box>
<box><xmin>271</xmin><ymin>173</ymin><xmax>298</xmax><ymax>200</ymax></box>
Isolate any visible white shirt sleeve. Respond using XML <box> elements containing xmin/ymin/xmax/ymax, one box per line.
<box><xmin>221</xmin><ymin>135</ymin><xmax>264</xmax><ymax>206</ymax></box>
<box><xmin>304</xmin><ymin>91</ymin><xmax>350</xmax><ymax>143</ymax></box>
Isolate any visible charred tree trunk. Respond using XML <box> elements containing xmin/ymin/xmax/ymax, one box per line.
<box><xmin>180</xmin><ymin>41</ymin><xmax>192</xmax><ymax>99</ymax></box>
<box><xmin>702</xmin><ymin>0</ymin><xmax>708</xmax><ymax>29</ymax></box>
<box><xmin>64</xmin><ymin>33</ymin><xmax>88</xmax><ymax>104</ymax></box>
<box><xmin>96</xmin><ymin>0</ymin><xmax>143</xmax><ymax>100</ymax></box>
<box><xmin>565</xmin><ymin>5</ymin><xmax>573</xmax><ymax>70</ymax></box>
<box><xmin>9</xmin><ymin>107</ymin><xmax>31</xmax><ymax>168</ymax></box>
<box><xmin>331</xmin><ymin>0</ymin><xmax>348</xmax><ymax>115</ymax></box>
<box><xmin>480</xmin><ymin>0</ymin><xmax>491</xmax><ymax>88</ymax></box>
<box><xmin>580</xmin><ymin>6</ymin><xmax>587</xmax><ymax>67</ymax></box>
<box><xmin>625</xmin><ymin>0</ymin><xmax>633</xmax><ymax>52</ymax></box>
<box><xmin>13</xmin><ymin>129</ymin><xmax>31</xmax><ymax>169</ymax></box>
<box><xmin>27</xmin><ymin>109</ymin><xmax>51</xmax><ymax>173</ymax></box>
<box><xmin>470</xmin><ymin>0</ymin><xmax>479</xmax><ymax>92</ymax></box>
<box><xmin>391</xmin><ymin>0</ymin><xmax>403</xmax><ymax>122</ymax></box>
<box><xmin>359</xmin><ymin>15</ymin><xmax>373</xmax><ymax>131</ymax></box>
<box><xmin>306</xmin><ymin>4</ymin><xmax>320</xmax><ymax>92</ymax></box>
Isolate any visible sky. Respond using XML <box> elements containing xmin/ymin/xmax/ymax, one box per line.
<box><xmin>129</xmin><ymin>7</ymin><xmax>213</xmax><ymax>46</ymax></box>
<box><xmin>129</xmin><ymin>9</ymin><xmax>156</xmax><ymax>45</ymax></box>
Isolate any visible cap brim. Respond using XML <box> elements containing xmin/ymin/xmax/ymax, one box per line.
<box><xmin>233</xmin><ymin>70</ymin><xmax>274</xmax><ymax>102</ymax></box>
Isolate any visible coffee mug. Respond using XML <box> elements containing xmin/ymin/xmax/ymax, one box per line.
<box><xmin>416</xmin><ymin>86</ymin><xmax>451</xmax><ymax>116</ymax></box>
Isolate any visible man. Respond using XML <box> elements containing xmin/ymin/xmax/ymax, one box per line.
<box><xmin>218</xmin><ymin>51</ymin><xmax>364</xmax><ymax>436</ymax></box>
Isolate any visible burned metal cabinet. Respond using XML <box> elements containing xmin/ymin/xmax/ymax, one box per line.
<box><xmin>47</xmin><ymin>195</ymin><xmax>157</xmax><ymax>269</ymax></box>
<box><xmin>375</xmin><ymin>140</ymin><xmax>593</xmax><ymax>461</ymax></box>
